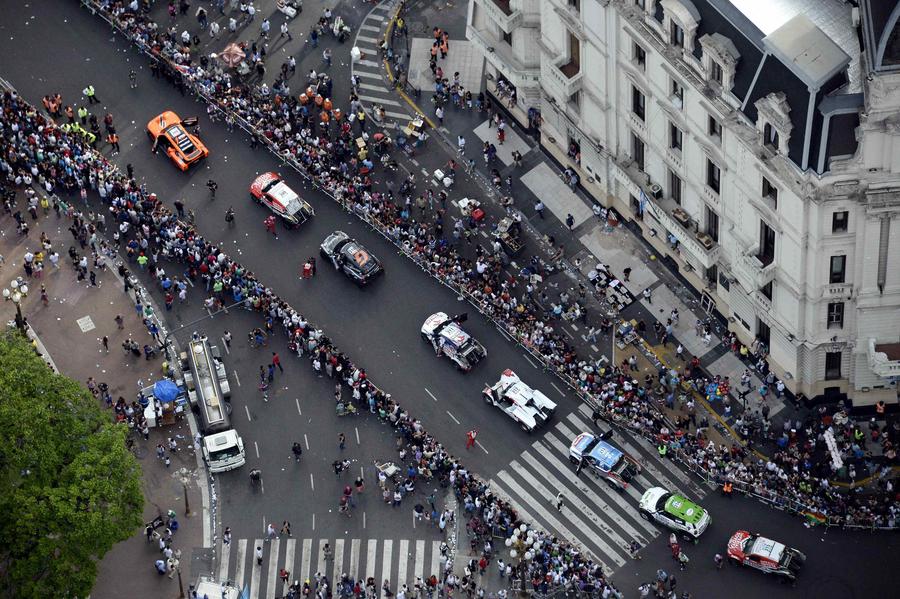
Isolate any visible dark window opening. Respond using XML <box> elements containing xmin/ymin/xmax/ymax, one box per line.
<box><xmin>705</xmin><ymin>206</ymin><xmax>719</xmax><ymax>242</ymax></box>
<box><xmin>827</xmin><ymin>302</ymin><xmax>844</xmax><ymax>329</ymax></box>
<box><xmin>706</xmin><ymin>159</ymin><xmax>720</xmax><ymax>193</ymax></box>
<box><xmin>829</xmin><ymin>255</ymin><xmax>846</xmax><ymax>284</ymax></box>
<box><xmin>825</xmin><ymin>351</ymin><xmax>842</xmax><ymax>380</ymax></box>
<box><xmin>632</xmin><ymin>86</ymin><xmax>645</xmax><ymax>121</ymax></box>
<box><xmin>832</xmin><ymin>211</ymin><xmax>848</xmax><ymax>233</ymax></box>
<box><xmin>760</xmin><ymin>281</ymin><xmax>773</xmax><ymax>300</ymax></box>
<box><xmin>759</xmin><ymin>221</ymin><xmax>776</xmax><ymax>266</ymax></box>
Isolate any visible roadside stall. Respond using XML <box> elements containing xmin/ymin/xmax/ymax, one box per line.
<box><xmin>494</xmin><ymin>216</ymin><xmax>524</xmax><ymax>256</ymax></box>
<box><xmin>140</xmin><ymin>379</ymin><xmax>187</xmax><ymax>428</ymax></box>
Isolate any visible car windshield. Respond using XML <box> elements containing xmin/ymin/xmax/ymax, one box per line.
<box><xmin>656</xmin><ymin>492</ymin><xmax>672</xmax><ymax>512</ymax></box>
<box><xmin>208</xmin><ymin>445</ymin><xmax>241</xmax><ymax>461</ymax></box>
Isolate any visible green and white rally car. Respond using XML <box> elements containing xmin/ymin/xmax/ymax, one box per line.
<box><xmin>638</xmin><ymin>487</ymin><xmax>711</xmax><ymax>539</ymax></box>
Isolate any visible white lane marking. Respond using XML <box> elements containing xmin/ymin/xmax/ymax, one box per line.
<box><xmin>284</xmin><ymin>538</ymin><xmax>296</xmax><ymax>583</ymax></box>
<box><xmin>222</xmin><ymin>338</ymin><xmax>230</xmax><ymax>354</ymax></box>
<box><xmin>353</xmin><ymin>70</ymin><xmax>382</xmax><ymax>80</ymax></box>
<box><xmin>522</xmin><ymin>353</ymin><xmax>539</xmax><ymax>368</ymax></box>
<box><xmin>304</xmin><ymin>434</ymin><xmax>309</xmax><ymax>450</ymax></box>
<box><xmin>245</xmin><ymin>405</ymin><xmax>252</xmax><ymax>422</ymax></box>
<box><xmin>310</xmin><ymin>473</ymin><xmax>315</xmax><ymax>491</ymax></box>
<box><xmin>234</xmin><ymin>539</ymin><xmax>247</xmax><ymax>591</ymax></box>
<box><xmin>359</xmin><ymin>94</ymin><xmax>402</xmax><ymax>106</ymax></box>
<box><xmin>550</xmin><ymin>382</ymin><xmax>566</xmax><ymax>397</ymax></box>
<box><xmin>355</xmin><ymin>427</ymin><xmax>361</xmax><ymax>445</ymax></box>
<box><xmin>249</xmin><ymin>538</ymin><xmax>263</xmax><ymax>597</ymax></box>
<box><xmin>312</xmin><ymin>513</ymin><xmax>315</xmax><ymax>530</ymax></box>
<box><xmin>381</xmin><ymin>540</ymin><xmax>393</xmax><ymax>590</ymax></box>
<box><xmin>254</xmin><ymin>441</ymin><xmax>260</xmax><ymax>458</ymax></box>
<box><xmin>397</xmin><ymin>540</ymin><xmax>409</xmax><ymax>589</ymax></box>
<box><xmin>414</xmin><ymin>540</ymin><xmax>425</xmax><ymax>580</ymax></box>
<box><xmin>234</xmin><ymin>370</ymin><xmax>241</xmax><ymax>386</ymax></box>
<box><xmin>430</xmin><ymin>542</ymin><xmax>441</xmax><ymax>582</ymax></box>
<box><xmin>363</xmin><ymin>510</ymin><xmax>367</xmax><ymax>529</ymax></box>
<box><xmin>424</xmin><ymin>388</ymin><xmax>438</xmax><ymax>402</ymax></box>
<box><xmin>333</xmin><ymin>539</ymin><xmax>345</xmax><ymax>586</ymax></box>
<box><xmin>475</xmin><ymin>440</ymin><xmax>489</xmax><ymax>455</ymax></box>
<box><xmin>266</xmin><ymin>539</ymin><xmax>281</xmax><ymax>599</ymax></box>
<box><xmin>350</xmin><ymin>538</ymin><xmax>361</xmax><ymax>580</ymax></box>
<box><xmin>301</xmin><ymin>539</ymin><xmax>312</xmax><ymax>582</ymax></box>
<box><xmin>446</xmin><ymin>411</ymin><xmax>460</xmax><ymax>425</ymax></box>
<box><xmin>296</xmin><ymin>397</ymin><xmax>302</xmax><ymax>415</ymax></box>
<box><xmin>317</xmin><ymin>539</ymin><xmax>328</xmax><ymax>578</ymax></box>
<box><xmin>366</xmin><ymin>540</ymin><xmax>377</xmax><ymax>580</ymax></box>
<box><xmin>219</xmin><ymin>536</ymin><xmax>231</xmax><ymax>582</ymax></box>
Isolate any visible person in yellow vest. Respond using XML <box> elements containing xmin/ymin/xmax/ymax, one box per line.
<box><xmin>77</xmin><ymin>106</ymin><xmax>89</xmax><ymax>125</ymax></box>
<box><xmin>657</xmin><ymin>443</ymin><xmax>667</xmax><ymax>459</ymax></box>
<box><xmin>83</xmin><ymin>85</ymin><xmax>99</xmax><ymax>104</ymax></box>
<box><xmin>356</xmin><ymin>109</ymin><xmax>366</xmax><ymax>132</ymax></box>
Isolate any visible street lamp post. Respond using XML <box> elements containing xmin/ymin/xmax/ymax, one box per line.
<box><xmin>3</xmin><ymin>278</ymin><xmax>29</xmax><ymax>334</ymax></box>
<box><xmin>174</xmin><ymin>467</ymin><xmax>194</xmax><ymax>517</ymax></box>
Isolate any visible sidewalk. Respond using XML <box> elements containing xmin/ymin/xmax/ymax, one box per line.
<box><xmin>0</xmin><ymin>206</ymin><xmax>208</xmax><ymax>598</ymax></box>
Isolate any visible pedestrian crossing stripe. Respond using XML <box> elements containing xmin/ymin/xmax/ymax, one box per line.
<box><xmin>218</xmin><ymin>538</ymin><xmax>446</xmax><ymax>599</ymax></box>
<box><xmin>489</xmin><ymin>408</ymin><xmax>710</xmax><ymax>570</ymax></box>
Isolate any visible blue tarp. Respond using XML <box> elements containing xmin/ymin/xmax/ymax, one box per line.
<box><xmin>153</xmin><ymin>379</ymin><xmax>180</xmax><ymax>403</ymax></box>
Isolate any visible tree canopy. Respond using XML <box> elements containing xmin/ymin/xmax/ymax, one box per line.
<box><xmin>0</xmin><ymin>332</ymin><xmax>143</xmax><ymax>598</ymax></box>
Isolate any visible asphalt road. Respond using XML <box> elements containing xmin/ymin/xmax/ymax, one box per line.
<box><xmin>3</xmin><ymin>3</ymin><xmax>898</xmax><ymax>598</ymax></box>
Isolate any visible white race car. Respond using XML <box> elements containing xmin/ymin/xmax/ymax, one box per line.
<box><xmin>421</xmin><ymin>312</ymin><xmax>486</xmax><ymax>372</ymax></box>
<box><xmin>482</xmin><ymin>369</ymin><xmax>557</xmax><ymax>431</ymax></box>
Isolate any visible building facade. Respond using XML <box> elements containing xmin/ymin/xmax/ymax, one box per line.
<box><xmin>467</xmin><ymin>0</ymin><xmax>900</xmax><ymax>406</ymax></box>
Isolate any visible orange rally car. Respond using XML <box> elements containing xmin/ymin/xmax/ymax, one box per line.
<box><xmin>146</xmin><ymin>111</ymin><xmax>208</xmax><ymax>171</ymax></box>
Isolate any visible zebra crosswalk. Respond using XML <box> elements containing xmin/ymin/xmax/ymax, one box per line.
<box><xmin>489</xmin><ymin>404</ymin><xmax>712</xmax><ymax>573</ymax></box>
<box><xmin>217</xmin><ymin>537</ymin><xmax>446</xmax><ymax>598</ymax></box>
<box><xmin>351</xmin><ymin>0</ymin><xmax>418</xmax><ymax>129</ymax></box>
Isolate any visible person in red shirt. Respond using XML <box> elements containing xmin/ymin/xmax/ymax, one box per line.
<box><xmin>466</xmin><ymin>429</ymin><xmax>477</xmax><ymax>449</ymax></box>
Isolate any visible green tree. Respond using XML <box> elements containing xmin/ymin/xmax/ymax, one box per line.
<box><xmin>0</xmin><ymin>332</ymin><xmax>143</xmax><ymax>598</ymax></box>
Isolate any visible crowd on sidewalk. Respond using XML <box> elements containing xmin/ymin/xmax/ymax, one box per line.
<box><xmin>5</xmin><ymin>1</ymin><xmax>897</xmax><ymax>592</ymax></box>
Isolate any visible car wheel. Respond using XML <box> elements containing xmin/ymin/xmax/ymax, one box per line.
<box><xmin>421</xmin><ymin>333</ymin><xmax>431</xmax><ymax>344</ymax></box>
<box><xmin>319</xmin><ymin>248</ymin><xmax>328</xmax><ymax>260</ymax></box>
<box><xmin>729</xmin><ymin>557</ymin><xmax>741</xmax><ymax>567</ymax></box>
<box><xmin>146</xmin><ymin>130</ymin><xmax>154</xmax><ymax>141</ymax></box>
<box><xmin>520</xmin><ymin>422</ymin><xmax>531</xmax><ymax>433</ymax></box>
<box><xmin>568</xmin><ymin>455</ymin><xmax>578</xmax><ymax>465</ymax></box>
<box><xmin>482</xmin><ymin>394</ymin><xmax>492</xmax><ymax>404</ymax></box>
<box><xmin>638</xmin><ymin>510</ymin><xmax>652</xmax><ymax>521</ymax></box>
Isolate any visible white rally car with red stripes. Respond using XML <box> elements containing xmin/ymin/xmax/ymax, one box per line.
<box><xmin>249</xmin><ymin>172</ymin><xmax>314</xmax><ymax>227</ymax></box>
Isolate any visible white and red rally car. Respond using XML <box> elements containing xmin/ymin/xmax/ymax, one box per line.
<box><xmin>249</xmin><ymin>172</ymin><xmax>314</xmax><ymax>227</ymax></box>
<box><xmin>482</xmin><ymin>369</ymin><xmax>556</xmax><ymax>432</ymax></box>
<box><xmin>726</xmin><ymin>530</ymin><xmax>806</xmax><ymax>581</ymax></box>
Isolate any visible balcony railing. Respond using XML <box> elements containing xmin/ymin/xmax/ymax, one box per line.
<box><xmin>542</xmin><ymin>58</ymin><xmax>584</xmax><ymax>99</ymax></box>
<box><xmin>823</xmin><ymin>283</ymin><xmax>853</xmax><ymax>299</ymax></box>
<box><xmin>474</xmin><ymin>0</ymin><xmax>524</xmax><ymax>33</ymax></box>
<box><xmin>466</xmin><ymin>26</ymin><xmax>540</xmax><ymax>85</ymax></box>
<box><xmin>735</xmin><ymin>246</ymin><xmax>776</xmax><ymax>290</ymax></box>
<box><xmin>639</xmin><ymin>192</ymin><xmax>720</xmax><ymax>269</ymax></box>
<box><xmin>868</xmin><ymin>339</ymin><xmax>900</xmax><ymax>379</ymax></box>
<box><xmin>492</xmin><ymin>0</ymin><xmax>513</xmax><ymax>15</ymax></box>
